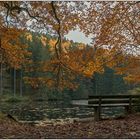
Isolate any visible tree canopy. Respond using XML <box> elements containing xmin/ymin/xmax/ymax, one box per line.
<box><xmin>0</xmin><ymin>1</ymin><xmax>140</xmax><ymax>90</ymax></box>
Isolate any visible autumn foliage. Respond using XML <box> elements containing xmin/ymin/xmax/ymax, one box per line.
<box><xmin>0</xmin><ymin>1</ymin><xmax>139</xmax><ymax>90</ymax></box>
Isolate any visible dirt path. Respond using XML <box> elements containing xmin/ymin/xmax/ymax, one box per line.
<box><xmin>0</xmin><ymin>113</ymin><xmax>140</xmax><ymax>138</ymax></box>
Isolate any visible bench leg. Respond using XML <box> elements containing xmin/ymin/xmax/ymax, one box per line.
<box><xmin>125</xmin><ymin>106</ymin><xmax>132</xmax><ymax>115</ymax></box>
<box><xmin>94</xmin><ymin>107</ymin><xmax>101</xmax><ymax>121</ymax></box>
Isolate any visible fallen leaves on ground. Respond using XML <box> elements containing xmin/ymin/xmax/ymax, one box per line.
<box><xmin>0</xmin><ymin>113</ymin><xmax>140</xmax><ymax>138</ymax></box>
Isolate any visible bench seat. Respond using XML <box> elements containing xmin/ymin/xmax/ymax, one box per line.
<box><xmin>88</xmin><ymin>103</ymin><xmax>140</xmax><ymax>107</ymax></box>
<box><xmin>88</xmin><ymin>94</ymin><xmax>140</xmax><ymax>120</ymax></box>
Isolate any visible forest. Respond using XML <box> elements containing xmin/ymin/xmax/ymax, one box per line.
<box><xmin>0</xmin><ymin>1</ymin><xmax>140</xmax><ymax>139</ymax></box>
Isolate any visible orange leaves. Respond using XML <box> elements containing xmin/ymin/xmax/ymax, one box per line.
<box><xmin>1</xmin><ymin>28</ymin><xmax>31</xmax><ymax>69</ymax></box>
<box><xmin>0</xmin><ymin>1</ymin><xmax>139</xmax><ymax>90</ymax></box>
<box><xmin>24</xmin><ymin>77</ymin><xmax>54</xmax><ymax>89</ymax></box>
<box><xmin>104</xmin><ymin>48</ymin><xmax>140</xmax><ymax>84</ymax></box>
<box><xmin>83</xmin><ymin>61</ymin><xmax>104</xmax><ymax>78</ymax></box>
<box><xmin>83</xmin><ymin>61</ymin><xmax>95</xmax><ymax>77</ymax></box>
<box><xmin>25</xmin><ymin>33</ymin><xmax>32</xmax><ymax>42</ymax></box>
<box><xmin>48</xmin><ymin>39</ymin><xmax>57</xmax><ymax>52</ymax></box>
<box><xmin>40</xmin><ymin>35</ymin><xmax>47</xmax><ymax>47</ymax></box>
<box><xmin>124</xmin><ymin>74</ymin><xmax>140</xmax><ymax>84</ymax></box>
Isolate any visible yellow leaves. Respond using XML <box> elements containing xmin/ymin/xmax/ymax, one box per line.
<box><xmin>26</xmin><ymin>33</ymin><xmax>48</xmax><ymax>48</ymax></box>
<box><xmin>83</xmin><ymin>61</ymin><xmax>95</xmax><ymax>77</ymax></box>
<box><xmin>49</xmin><ymin>39</ymin><xmax>56</xmax><ymax>48</ymax></box>
<box><xmin>1</xmin><ymin>28</ymin><xmax>31</xmax><ymax>69</ymax></box>
<box><xmin>40</xmin><ymin>35</ymin><xmax>47</xmax><ymax>47</ymax></box>
<box><xmin>77</xmin><ymin>43</ymin><xmax>86</xmax><ymax>50</ymax></box>
<box><xmin>124</xmin><ymin>74</ymin><xmax>140</xmax><ymax>84</ymax></box>
<box><xmin>24</xmin><ymin>77</ymin><xmax>40</xmax><ymax>89</ymax></box>
<box><xmin>3</xmin><ymin>43</ymin><xmax>30</xmax><ymax>69</ymax></box>
<box><xmin>124</xmin><ymin>75</ymin><xmax>133</xmax><ymax>83</ymax></box>
<box><xmin>0</xmin><ymin>1</ymin><xmax>139</xmax><ymax>90</ymax></box>
<box><xmin>49</xmin><ymin>39</ymin><xmax>57</xmax><ymax>51</ymax></box>
<box><xmin>53</xmin><ymin>24</ymin><xmax>60</xmax><ymax>31</ymax></box>
<box><xmin>62</xmin><ymin>41</ymin><xmax>71</xmax><ymax>53</ymax></box>
<box><xmin>83</xmin><ymin>58</ymin><xmax>105</xmax><ymax>78</ymax></box>
<box><xmin>24</xmin><ymin>76</ymin><xmax>70</xmax><ymax>90</ymax></box>
<box><xmin>47</xmin><ymin>79</ymin><xmax>55</xmax><ymax>87</ymax></box>
<box><xmin>22</xmin><ymin>32</ymin><xmax>140</xmax><ymax>90</ymax></box>
<box><xmin>106</xmin><ymin>49</ymin><xmax>140</xmax><ymax>84</ymax></box>
<box><xmin>25</xmin><ymin>33</ymin><xmax>32</xmax><ymax>42</ymax></box>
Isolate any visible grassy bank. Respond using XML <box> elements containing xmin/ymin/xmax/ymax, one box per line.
<box><xmin>0</xmin><ymin>93</ymin><xmax>29</xmax><ymax>102</ymax></box>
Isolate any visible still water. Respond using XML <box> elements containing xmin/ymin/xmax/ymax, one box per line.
<box><xmin>0</xmin><ymin>100</ymin><xmax>124</xmax><ymax>122</ymax></box>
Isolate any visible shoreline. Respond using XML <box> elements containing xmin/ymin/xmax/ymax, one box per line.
<box><xmin>0</xmin><ymin>113</ymin><xmax>140</xmax><ymax>138</ymax></box>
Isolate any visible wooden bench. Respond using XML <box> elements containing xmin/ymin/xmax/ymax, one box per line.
<box><xmin>88</xmin><ymin>94</ymin><xmax>140</xmax><ymax>121</ymax></box>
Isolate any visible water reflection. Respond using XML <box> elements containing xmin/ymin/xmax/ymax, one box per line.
<box><xmin>0</xmin><ymin>100</ymin><xmax>124</xmax><ymax>121</ymax></box>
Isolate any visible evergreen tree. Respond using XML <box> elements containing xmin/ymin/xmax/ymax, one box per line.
<box><xmin>91</xmin><ymin>67</ymin><xmax>129</xmax><ymax>95</ymax></box>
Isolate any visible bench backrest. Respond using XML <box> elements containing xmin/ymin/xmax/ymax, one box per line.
<box><xmin>88</xmin><ymin>94</ymin><xmax>140</xmax><ymax>107</ymax></box>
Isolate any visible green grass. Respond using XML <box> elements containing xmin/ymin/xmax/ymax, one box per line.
<box><xmin>5</xmin><ymin>95</ymin><xmax>29</xmax><ymax>102</ymax></box>
<box><xmin>0</xmin><ymin>92</ymin><xmax>29</xmax><ymax>102</ymax></box>
<box><xmin>135</xmin><ymin>88</ymin><xmax>140</xmax><ymax>93</ymax></box>
<box><xmin>128</xmin><ymin>87</ymin><xmax>140</xmax><ymax>95</ymax></box>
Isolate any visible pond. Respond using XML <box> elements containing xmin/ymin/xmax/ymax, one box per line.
<box><xmin>0</xmin><ymin>100</ymin><xmax>125</xmax><ymax>122</ymax></box>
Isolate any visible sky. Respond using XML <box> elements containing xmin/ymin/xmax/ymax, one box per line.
<box><xmin>27</xmin><ymin>20</ymin><xmax>93</xmax><ymax>45</ymax></box>
<box><xmin>65</xmin><ymin>29</ymin><xmax>92</xmax><ymax>45</ymax></box>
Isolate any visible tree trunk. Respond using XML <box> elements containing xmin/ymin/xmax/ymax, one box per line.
<box><xmin>20</xmin><ymin>70</ymin><xmax>23</xmax><ymax>97</ymax></box>
<box><xmin>0</xmin><ymin>55</ymin><xmax>3</xmax><ymax>95</ymax></box>
<box><xmin>14</xmin><ymin>69</ymin><xmax>16</xmax><ymax>97</ymax></box>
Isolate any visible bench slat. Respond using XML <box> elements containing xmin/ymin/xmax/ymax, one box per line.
<box><xmin>88</xmin><ymin>94</ymin><xmax>140</xmax><ymax>121</ymax></box>
<box><xmin>88</xmin><ymin>103</ymin><xmax>130</xmax><ymax>107</ymax></box>
<box><xmin>88</xmin><ymin>103</ymin><xmax>140</xmax><ymax>106</ymax></box>
<box><xmin>89</xmin><ymin>94</ymin><xmax>140</xmax><ymax>99</ymax></box>
<box><xmin>89</xmin><ymin>98</ymin><xmax>129</xmax><ymax>101</ymax></box>
<box><xmin>88</xmin><ymin>99</ymin><xmax>139</xmax><ymax>104</ymax></box>
<box><xmin>88</xmin><ymin>103</ymin><xmax>140</xmax><ymax>107</ymax></box>
<box><xmin>88</xmin><ymin>94</ymin><xmax>140</xmax><ymax>107</ymax></box>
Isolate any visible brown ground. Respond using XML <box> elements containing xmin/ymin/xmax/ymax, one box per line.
<box><xmin>0</xmin><ymin>113</ymin><xmax>140</xmax><ymax>139</ymax></box>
